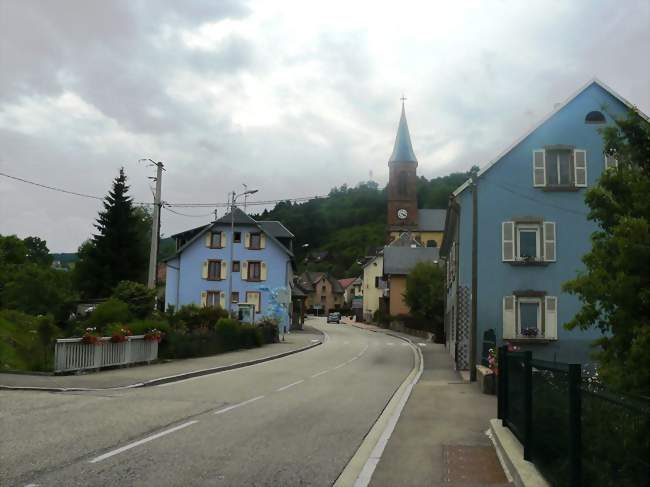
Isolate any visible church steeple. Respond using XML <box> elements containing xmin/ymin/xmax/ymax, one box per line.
<box><xmin>386</xmin><ymin>98</ymin><xmax>419</xmax><ymax>233</ymax></box>
<box><xmin>388</xmin><ymin>100</ymin><xmax>418</xmax><ymax>165</ymax></box>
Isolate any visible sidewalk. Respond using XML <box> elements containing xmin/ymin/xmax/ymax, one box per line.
<box><xmin>0</xmin><ymin>328</ymin><xmax>322</xmax><ymax>391</ymax></box>
<box><xmin>369</xmin><ymin>341</ymin><xmax>512</xmax><ymax>486</ymax></box>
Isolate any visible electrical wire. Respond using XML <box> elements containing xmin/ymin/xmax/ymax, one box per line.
<box><xmin>162</xmin><ymin>206</ymin><xmax>215</xmax><ymax>218</ymax></box>
<box><xmin>0</xmin><ymin>171</ymin><xmax>105</xmax><ymax>201</ymax></box>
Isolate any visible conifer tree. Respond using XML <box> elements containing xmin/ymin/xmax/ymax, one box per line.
<box><xmin>74</xmin><ymin>168</ymin><xmax>150</xmax><ymax>297</ymax></box>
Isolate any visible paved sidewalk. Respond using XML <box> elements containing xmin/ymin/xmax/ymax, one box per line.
<box><xmin>0</xmin><ymin>328</ymin><xmax>322</xmax><ymax>390</ymax></box>
<box><xmin>369</xmin><ymin>342</ymin><xmax>512</xmax><ymax>487</ymax></box>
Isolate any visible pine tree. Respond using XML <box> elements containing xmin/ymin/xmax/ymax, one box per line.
<box><xmin>74</xmin><ymin>168</ymin><xmax>150</xmax><ymax>297</ymax></box>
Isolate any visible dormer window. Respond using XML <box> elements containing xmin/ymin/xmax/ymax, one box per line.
<box><xmin>585</xmin><ymin>111</ymin><xmax>606</xmax><ymax>124</ymax></box>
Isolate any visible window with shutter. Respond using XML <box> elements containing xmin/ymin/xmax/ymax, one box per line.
<box><xmin>206</xmin><ymin>291</ymin><xmax>220</xmax><ymax>308</ymax></box>
<box><xmin>249</xmin><ymin>233</ymin><xmax>262</xmax><ymax>250</ymax></box>
<box><xmin>543</xmin><ymin>222</ymin><xmax>556</xmax><ymax>262</ymax></box>
<box><xmin>533</xmin><ymin>150</ymin><xmax>546</xmax><ymax>187</ymax></box>
<box><xmin>574</xmin><ymin>149</ymin><xmax>587</xmax><ymax>187</ymax></box>
<box><xmin>604</xmin><ymin>153</ymin><xmax>618</xmax><ymax>170</ymax></box>
<box><xmin>545</xmin><ymin>296</ymin><xmax>558</xmax><ymax>339</ymax></box>
<box><xmin>503</xmin><ymin>296</ymin><xmax>516</xmax><ymax>338</ymax></box>
<box><xmin>502</xmin><ymin>222</ymin><xmax>515</xmax><ymax>261</ymax></box>
<box><xmin>207</xmin><ymin>260</ymin><xmax>221</xmax><ymax>280</ymax></box>
<box><xmin>247</xmin><ymin>261</ymin><xmax>261</xmax><ymax>281</ymax></box>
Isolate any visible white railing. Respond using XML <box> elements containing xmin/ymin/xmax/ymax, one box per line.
<box><xmin>54</xmin><ymin>335</ymin><xmax>158</xmax><ymax>373</ymax></box>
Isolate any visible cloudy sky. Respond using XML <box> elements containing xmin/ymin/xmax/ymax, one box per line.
<box><xmin>1</xmin><ymin>0</ymin><xmax>649</xmax><ymax>252</ymax></box>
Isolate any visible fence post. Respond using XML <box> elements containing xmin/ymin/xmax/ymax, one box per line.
<box><xmin>523</xmin><ymin>350</ymin><xmax>533</xmax><ymax>461</ymax></box>
<box><xmin>497</xmin><ymin>345</ymin><xmax>508</xmax><ymax>420</ymax></box>
<box><xmin>568</xmin><ymin>363</ymin><xmax>582</xmax><ymax>487</ymax></box>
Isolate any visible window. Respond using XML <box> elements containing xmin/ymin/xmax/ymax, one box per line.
<box><xmin>426</xmin><ymin>240</ymin><xmax>438</xmax><ymax>248</ymax></box>
<box><xmin>249</xmin><ymin>233</ymin><xmax>262</xmax><ymax>249</ymax></box>
<box><xmin>210</xmin><ymin>232</ymin><xmax>222</xmax><ymax>248</ymax></box>
<box><xmin>206</xmin><ymin>291</ymin><xmax>220</xmax><ymax>308</ymax></box>
<box><xmin>232</xmin><ymin>261</ymin><xmax>240</xmax><ymax>272</ymax></box>
<box><xmin>604</xmin><ymin>153</ymin><xmax>618</xmax><ymax>170</ymax></box>
<box><xmin>231</xmin><ymin>292</ymin><xmax>239</xmax><ymax>304</ymax></box>
<box><xmin>533</xmin><ymin>149</ymin><xmax>587</xmax><ymax>188</ymax></box>
<box><xmin>397</xmin><ymin>172</ymin><xmax>408</xmax><ymax>196</ymax></box>
<box><xmin>502</xmin><ymin>295</ymin><xmax>558</xmax><ymax>339</ymax></box>
<box><xmin>517</xmin><ymin>225</ymin><xmax>540</xmax><ymax>260</ymax></box>
<box><xmin>585</xmin><ymin>111</ymin><xmax>606</xmax><ymax>124</ymax></box>
<box><xmin>320</xmin><ymin>295</ymin><xmax>326</xmax><ymax>303</ymax></box>
<box><xmin>374</xmin><ymin>276</ymin><xmax>380</xmax><ymax>288</ymax></box>
<box><xmin>234</xmin><ymin>232</ymin><xmax>241</xmax><ymax>243</ymax></box>
<box><xmin>246</xmin><ymin>291</ymin><xmax>261</xmax><ymax>313</ymax></box>
<box><xmin>502</xmin><ymin>221</ymin><xmax>555</xmax><ymax>262</ymax></box>
<box><xmin>208</xmin><ymin>260</ymin><xmax>221</xmax><ymax>280</ymax></box>
<box><xmin>322</xmin><ymin>285</ymin><xmax>326</xmax><ymax>293</ymax></box>
<box><xmin>247</xmin><ymin>261</ymin><xmax>261</xmax><ymax>281</ymax></box>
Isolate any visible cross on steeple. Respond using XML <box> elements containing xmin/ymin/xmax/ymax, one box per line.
<box><xmin>400</xmin><ymin>94</ymin><xmax>407</xmax><ymax>104</ymax></box>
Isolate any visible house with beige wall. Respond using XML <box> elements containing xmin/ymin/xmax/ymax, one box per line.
<box><xmin>297</xmin><ymin>271</ymin><xmax>344</xmax><ymax>314</ymax></box>
<box><xmin>361</xmin><ymin>254</ymin><xmax>386</xmax><ymax>321</ymax></box>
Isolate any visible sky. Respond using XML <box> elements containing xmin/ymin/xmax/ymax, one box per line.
<box><xmin>1</xmin><ymin>0</ymin><xmax>649</xmax><ymax>252</ymax></box>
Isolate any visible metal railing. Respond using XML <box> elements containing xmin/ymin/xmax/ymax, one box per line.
<box><xmin>497</xmin><ymin>346</ymin><xmax>650</xmax><ymax>487</ymax></box>
<box><xmin>54</xmin><ymin>335</ymin><xmax>158</xmax><ymax>373</ymax></box>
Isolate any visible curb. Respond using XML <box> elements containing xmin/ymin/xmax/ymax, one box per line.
<box><xmin>334</xmin><ymin>328</ymin><xmax>423</xmax><ymax>487</ymax></box>
<box><xmin>0</xmin><ymin>339</ymin><xmax>324</xmax><ymax>393</ymax></box>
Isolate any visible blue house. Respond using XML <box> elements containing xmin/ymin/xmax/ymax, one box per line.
<box><xmin>440</xmin><ymin>79</ymin><xmax>647</xmax><ymax>370</ymax></box>
<box><xmin>164</xmin><ymin>208</ymin><xmax>295</xmax><ymax>333</ymax></box>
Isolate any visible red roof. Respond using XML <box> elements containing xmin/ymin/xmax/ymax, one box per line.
<box><xmin>338</xmin><ymin>278</ymin><xmax>357</xmax><ymax>289</ymax></box>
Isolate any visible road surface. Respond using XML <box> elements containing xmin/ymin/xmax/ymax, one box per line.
<box><xmin>0</xmin><ymin>318</ymin><xmax>414</xmax><ymax>487</ymax></box>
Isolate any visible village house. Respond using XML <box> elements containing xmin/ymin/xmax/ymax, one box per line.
<box><xmin>164</xmin><ymin>208</ymin><xmax>295</xmax><ymax>333</ymax></box>
<box><xmin>297</xmin><ymin>271</ymin><xmax>344</xmax><ymax>315</ymax></box>
<box><xmin>440</xmin><ymin>79</ymin><xmax>647</xmax><ymax>370</ymax></box>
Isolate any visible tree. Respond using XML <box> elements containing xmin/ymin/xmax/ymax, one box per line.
<box><xmin>563</xmin><ymin>109</ymin><xmax>650</xmax><ymax>396</ymax></box>
<box><xmin>24</xmin><ymin>236</ymin><xmax>52</xmax><ymax>266</ymax></box>
<box><xmin>112</xmin><ymin>280</ymin><xmax>156</xmax><ymax>319</ymax></box>
<box><xmin>74</xmin><ymin>168</ymin><xmax>150</xmax><ymax>297</ymax></box>
<box><xmin>403</xmin><ymin>261</ymin><xmax>445</xmax><ymax>337</ymax></box>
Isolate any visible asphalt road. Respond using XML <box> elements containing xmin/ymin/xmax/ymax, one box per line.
<box><xmin>0</xmin><ymin>318</ymin><xmax>414</xmax><ymax>487</ymax></box>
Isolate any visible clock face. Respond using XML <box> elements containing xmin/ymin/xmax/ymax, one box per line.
<box><xmin>397</xmin><ymin>208</ymin><xmax>408</xmax><ymax>220</ymax></box>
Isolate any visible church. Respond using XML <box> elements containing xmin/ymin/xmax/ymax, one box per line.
<box><xmin>386</xmin><ymin>101</ymin><xmax>446</xmax><ymax>246</ymax></box>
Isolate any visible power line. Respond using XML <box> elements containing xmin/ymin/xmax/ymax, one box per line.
<box><xmin>163</xmin><ymin>206</ymin><xmax>215</xmax><ymax>218</ymax></box>
<box><xmin>0</xmin><ymin>171</ymin><xmax>105</xmax><ymax>201</ymax></box>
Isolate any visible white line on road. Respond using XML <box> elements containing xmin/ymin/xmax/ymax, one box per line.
<box><xmin>418</xmin><ymin>343</ymin><xmax>427</xmax><ymax>347</ymax></box>
<box><xmin>310</xmin><ymin>370</ymin><xmax>330</xmax><ymax>378</ymax></box>
<box><xmin>24</xmin><ymin>484</ymin><xmax>40</xmax><ymax>487</ymax></box>
<box><xmin>386</xmin><ymin>342</ymin><xmax>394</xmax><ymax>346</ymax></box>
<box><xmin>275</xmin><ymin>379</ymin><xmax>304</xmax><ymax>392</ymax></box>
<box><xmin>332</xmin><ymin>363</ymin><xmax>346</xmax><ymax>370</ymax></box>
<box><xmin>89</xmin><ymin>420</ymin><xmax>199</xmax><ymax>463</ymax></box>
<box><xmin>346</xmin><ymin>357</ymin><xmax>358</xmax><ymax>364</ymax></box>
<box><xmin>214</xmin><ymin>395</ymin><xmax>265</xmax><ymax>415</ymax></box>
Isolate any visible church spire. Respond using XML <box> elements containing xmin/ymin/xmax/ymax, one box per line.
<box><xmin>388</xmin><ymin>98</ymin><xmax>418</xmax><ymax>164</ymax></box>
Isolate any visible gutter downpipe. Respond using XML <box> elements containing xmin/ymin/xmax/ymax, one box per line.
<box><xmin>470</xmin><ymin>174</ymin><xmax>478</xmax><ymax>382</ymax></box>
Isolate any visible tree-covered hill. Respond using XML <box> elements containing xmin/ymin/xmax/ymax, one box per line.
<box><xmin>255</xmin><ymin>167</ymin><xmax>477</xmax><ymax>277</ymax></box>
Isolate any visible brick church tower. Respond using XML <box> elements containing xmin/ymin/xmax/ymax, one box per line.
<box><xmin>387</xmin><ymin>101</ymin><xmax>419</xmax><ymax>234</ymax></box>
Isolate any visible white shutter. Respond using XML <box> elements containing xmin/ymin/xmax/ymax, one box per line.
<box><xmin>574</xmin><ymin>149</ymin><xmax>587</xmax><ymax>187</ymax></box>
<box><xmin>219</xmin><ymin>292</ymin><xmax>226</xmax><ymax>309</ymax></box>
<box><xmin>201</xmin><ymin>261</ymin><xmax>208</xmax><ymax>279</ymax></box>
<box><xmin>605</xmin><ymin>153</ymin><xmax>618</xmax><ymax>170</ymax></box>
<box><xmin>220</xmin><ymin>260</ymin><xmax>228</xmax><ymax>280</ymax></box>
<box><xmin>241</xmin><ymin>261</ymin><xmax>248</xmax><ymax>280</ymax></box>
<box><xmin>244</xmin><ymin>232</ymin><xmax>251</xmax><ymax>249</ymax></box>
<box><xmin>503</xmin><ymin>296</ymin><xmax>516</xmax><ymax>339</ymax></box>
<box><xmin>533</xmin><ymin>150</ymin><xmax>546</xmax><ymax>187</ymax></box>
<box><xmin>545</xmin><ymin>296</ymin><xmax>558</xmax><ymax>339</ymax></box>
<box><xmin>201</xmin><ymin>291</ymin><xmax>207</xmax><ymax>307</ymax></box>
<box><xmin>260</xmin><ymin>233</ymin><xmax>266</xmax><ymax>249</ymax></box>
<box><xmin>543</xmin><ymin>222</ymin><xmax>556</xmax><ymax>262</ymax></box>
<box><xmin>260</xmin><ymin>261</ymin><xmax>267</xmax><ymax>281</ymax></box>
<box><xmin>205</xmin><ymin>233</ymin><xmax>211</xmax><ymax>247</ymax></box>
<box><xmin>221</xmin><ymin>232</ymin><xmax>227</xmax><ymax>248</ymax></box>
<box><xmin>502</xmin><ymin>222</ymin><xmax>515</xmax><ymax>262</ymax></box>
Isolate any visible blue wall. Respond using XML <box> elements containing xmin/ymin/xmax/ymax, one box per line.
<box><xmin>165</xmin><ymin>224</ymin><xmax>292</xmax><ymax>333</ymax></box>
<box><xmin>456</xmin><ymin>82</ymin><xmax>629</xmax><ymax>364</ymax></box>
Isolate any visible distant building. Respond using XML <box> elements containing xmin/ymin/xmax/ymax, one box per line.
<box><xmin>361</xmin><ymin>253</ymin><xmax>386</xmax><ymax>322</ymax></box>
<box><xmin>297</xmin><ymin>271</ymin><xmax>344</xmax><ymax>314</ymax></box>
<box><xmin>164</xmin><ymin>208</ymin><xmax>295</xmax><ymax>334</ymax></box>
<box><xmin>440</xmin><ymin>79</ymin><xmax>646</xmax><ymax>369</ymax></box>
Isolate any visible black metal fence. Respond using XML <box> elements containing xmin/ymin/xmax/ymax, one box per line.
<box><xmin>497</xmin><ymin>346</ymin><xmax>650</xmax><ymax>487</ymax></box>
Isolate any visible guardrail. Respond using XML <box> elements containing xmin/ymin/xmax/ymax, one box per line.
<box><xmin>54</xmin><ymin>335</ymin><xmax>158</xmax><ymax>373</ymax></box>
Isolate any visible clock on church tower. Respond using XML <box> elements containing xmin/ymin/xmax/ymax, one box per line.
<box><xmin>387</xmin><ymin>101</ymin><xmax>418</xmax><ymax>230</ymax></box>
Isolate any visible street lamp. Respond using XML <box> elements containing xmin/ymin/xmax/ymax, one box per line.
<box><xmin>228</xmin><ymin>189</ymin><xmax>259</xmax><ymax>316</ymax></box>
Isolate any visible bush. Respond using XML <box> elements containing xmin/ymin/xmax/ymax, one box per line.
<box><xmin>257</xmin><ymin>318</ymin><xmax>279</xmax><ymax>344</ymax></box>
<box><xmin>106</xmin><ymin>319</ymin><xmax>170</xmax><ymax>337</ymax></box>
<box><xmin>240</xmin><ymin>324</ymin><xmax>264</xmax><ymax>348</ymax></box>
<box><xmin>0</xmin><ymin>310</ymin><xmax>59</xmax><ymax>371</ymax></box>
<box><xmin>168</xmin><ymin>304</ymin><xmax>228</xmax><ymax>332</ymax></box>
<box><xmin>373</xmin><ymin>309</ymin><xmax>392</xmax><ymax>327</ymax></box>
<box><xmin>112</xmin><ymin>281</ymin><xmax>156</xmax><ymax>319</ymax></box>
<box><xmin>215</xmin><ymin>318</ymin><xmax>241</xmax><ymax>351</ymax></box>
<box><xmin>87</xmin><ymin>298</ymin><xmax>132</xmax><ymax>332</ymax></box>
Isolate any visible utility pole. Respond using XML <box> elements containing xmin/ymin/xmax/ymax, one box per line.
<box><xmin>145</xmin><ymin>160</ymin><xmax>164</xmax><ymax>289</ymax></box>
<box><xmin>470</xmin><ymin>173</ymin><xmax>478</xmax><ymax>382</ymax></box>
<box><xmin>227</xmin><ymin>191</ymin><xmax>236</xmax><ymax>316</ymax></box>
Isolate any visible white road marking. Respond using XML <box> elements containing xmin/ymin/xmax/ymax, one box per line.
<box><xmin>346</xmin><ymin>357</ymin><xmax>358</xmax><ymax>364</ymax></box>
<box><xmin>214</xmin><ymin>395</ymin><xmax>265</xmax><ymax>415</ymax></box>
<box><xmin>275</xmin><ymin>380</ymin><xmax>304</xmax><ymax>392</ymax></box>
<box><xmin>332</xmin><ymin>363</ymin><xmax>346</xmax><ymax>370</ymax></box>
<box><xmin>311</xmin><ymin>370</ymin><xmax>330</xmax><ymax>378</ymax></box>
<box><xmin>310</xmin><ymin>339</ymin><xmax>320</xmax><ymax>342</ymax></box>
<box><xmin>418</xmin><ymin>343</ymin><xmax>427</xmax><ymax>347</ymax></box>
<box><xmin>89</xmin><ymin>420</ymin><xmax>199</xmax><ymax>463</ymax></box>
<box><xmin>25</xmin><ymin>484</ymin><xmax>40</xmax><ymax>487</ymax></box>
<box><xmin>386</xmin><ymin>342</ymin><xmax>395</xmax><ymax>346</ymax></box>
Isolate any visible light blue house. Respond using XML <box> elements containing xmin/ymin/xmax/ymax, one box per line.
<box><xmin>164</xmin><ymin>208</ymin><xmax>295</xmax><ymax>333</ymax></box>
<box><xmin>441</xmin><ymin>79</ymin><xmax>646</xmax><ymax>369</ymax></box>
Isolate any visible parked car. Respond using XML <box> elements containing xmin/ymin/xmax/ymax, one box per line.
<box><xmin>327</xmin><ymin>312</ymin><xmax>341</xmax><ymax>324</ymax></box>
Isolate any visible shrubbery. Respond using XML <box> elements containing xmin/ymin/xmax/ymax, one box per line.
<box><xmin>87</xmin><ymin>298</ymin><xmax>132</xmax><ymax>331</ymax></box>
<box><xmin>0</xmin><ymin>310</ymin><xmax>60</xmax><ymax>371</ymax></box>
<box><xmin>112</xmin><ymin>281</ymin><xmax>156</xmax><ymax>319</ymax></box>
